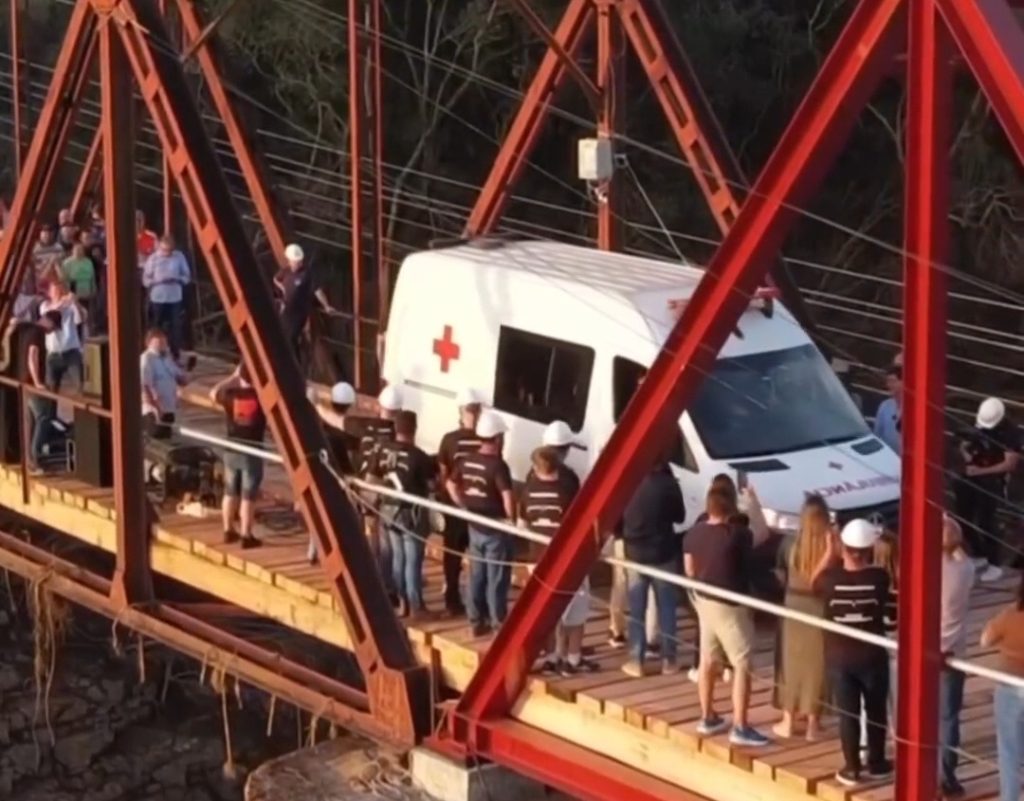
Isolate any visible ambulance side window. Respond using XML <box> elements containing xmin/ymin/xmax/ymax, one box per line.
<box><xmin>493</xmin><ymin>326</ymin><xmax>594</xmax><ymax>431</ymax></box>
<box><xmin>613</xmin><ymin>357</ymin><xmax>698</xmax><ymax>473</ymax></box>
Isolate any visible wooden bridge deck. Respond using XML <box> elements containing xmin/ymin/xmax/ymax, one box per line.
<box><xmin>0</xmin><ymin>360</ymin><xmax>1012</xmax><ymax>801</ymax></box>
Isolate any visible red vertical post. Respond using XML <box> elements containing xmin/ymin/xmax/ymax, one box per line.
<box><xmin>370</xmin><ymin>0</ymin><xmax>387</xmax><ymax>333</ymax></box>
<box><xmin>596</xmin><ymin>0</ymin><xmax>622</xmax><ymax>251</ymax></box>
<box><xmin>160</xmin><ymin>0</ymin><xmax>174</xmax><ymax>234</ymax></box>
<box><xmin>10</xmin><ymin>0</ymin><xmax>24</xmax><ymax>178</ymax></box>
<box><xmin>348</xmin><ymin>0</ymin><xmax>365</xmax><ymax>387</ymax></box>
<box><xmin>100</xmin><ymin>14</ymin><xmax>151</xmax><ymax>606</ymax></box>
<box><xmin>896</xmin><ymin>0</ymin><xmax>948</xmax><ymax>798</ymax></box>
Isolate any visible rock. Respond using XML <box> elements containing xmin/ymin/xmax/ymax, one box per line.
<box><xmin>152</xmin><ymin>760</ymin><xmax>186</xmax><ymax>788</ymax></box>
<box><xmin>54</xmin><ymin>730</ymin><xmax>114</xmax><ymax>774</ymax></box>
<box><xmin>57</xmin><ymin>699</ymin><xmax>91</xmax><ymax>725</ymax></box>
<box><xmin>100</xmin><ymin>680</ymin><xmax>125</xmax><ymax>706</ymax></box>
<box><xmin>7</xmin><ymin>743</ymin><xmax>39</xmax><ymax>776</ymax></box>
<box><xmin>0</xmin><ymin>769</ymin><xmax>12</xmax><ymax>795</ymax></box>
<box><xmin>0</xmin><ymin>717</ymin><xmax>10</xmax><ymax>745</ymax></box>
<box><xmin>8</xmin><ymin>712</ymin><xmax>27</xmax><ymax>733</ymax></box>
<box><xmin>0</xmin><ymin>664</ymin><xmax>20</xmax><ymax>692</ymax></box>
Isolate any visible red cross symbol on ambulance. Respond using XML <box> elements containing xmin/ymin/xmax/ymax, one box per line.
<box><xmin>433</xmin><ymin>325</ymin><xmax>460</xmax><ymax>373</ymax></box>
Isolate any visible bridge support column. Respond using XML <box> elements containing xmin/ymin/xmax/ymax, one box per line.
<box><xmin>409</xmin><ymin>747</ymin><xmax>544</xmax><ymax>801</ymax></box>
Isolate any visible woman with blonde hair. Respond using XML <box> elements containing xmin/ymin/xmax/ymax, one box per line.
<box><xmin>773</xmin><ymin>494</ymin><xmax>831</xmax><ymax>739</ymax></box>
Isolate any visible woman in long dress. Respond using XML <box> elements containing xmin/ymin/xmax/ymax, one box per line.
<box><xmin>773</xmin><ymin>494</ymin><xmax>831</xmax><ymax>740</ymax></box>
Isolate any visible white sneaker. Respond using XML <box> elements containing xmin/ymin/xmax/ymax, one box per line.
<box><xmin>972</xmin><ymin>557</ymin><xmax>989</xmax><ymax>569</ymax></box>
<box><xmin>687</xmin><ymin>667</ymin><xmax>699</xmax><ymax>684</ymax></box>
<box><xmin>980</xmin><ymin>564</ymin><xmax>1004</xmax><ymax>583</ymax></box>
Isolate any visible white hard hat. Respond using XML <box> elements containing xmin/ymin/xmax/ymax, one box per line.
<box><xmin>542</xmin><ymin>420</ymin><xmax>575</xmax><ymax>447</ymax></box>
<box><xmin>840</xmin><ymin>518</ymin><xmax>882</xmax><ymax>549</ymax></box>
<box><xmin>455</xmin><ymin>387</ymin><xmax>484</xmax><ymax>408</ymax></box>
<box><xmin>330</xmin><ymin>381</ymin><xmax>356</xmax><ymax>405</ymax></box>
<box><xmin>475</xmin><ymin>410</ymin><xmax>507</xmax><ymax>439</ymax></box>
<box><xmin>378</xmin><ymin>384</ymin><xmax>403</xmax><ymax>412</ymax></box>
<box><xmin>284</xmin><ymin>243</ymin><xmax>304</xmax><ymax>262</ymax></box>
<box><xmin>976</xmin><ymin>397</ymin><xmax>1006</xmax><ymax>430</ymax></box>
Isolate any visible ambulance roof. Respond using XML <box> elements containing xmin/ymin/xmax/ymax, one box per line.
<box><xmin>404</xmin><ymin>238</ymin><xmax>809</xmax><ymax>357</ymax></box>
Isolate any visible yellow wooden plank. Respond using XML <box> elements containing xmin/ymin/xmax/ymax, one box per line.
<box><xmin>274</xmin><ymin>573</ymin><xmax>318</xmax><ymax>604</ymax></box>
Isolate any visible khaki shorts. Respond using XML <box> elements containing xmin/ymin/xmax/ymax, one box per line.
<box><xmin>694</xmin><ymin>595</ymin><xmax>754</xmax><ymax>670</ymax></box>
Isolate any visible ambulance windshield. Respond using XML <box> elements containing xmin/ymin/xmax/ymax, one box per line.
<box><xmin>688</xmin><ymin>343</ymin><xmax>868</xmax><ymax>459</ymax></box>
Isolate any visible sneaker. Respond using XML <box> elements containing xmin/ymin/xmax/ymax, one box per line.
<box><xmin>608</xmin><ymin>633</ymin><xmax>626</xmax><ymax>649</ymax></box>
<box><xmin>240</xmin><ymin>534</ymin><xmax>261</xmax><ymax>550</ymax></box>
<box><xmin>687</xmin><ymin>667</ymin><xmax>699</xmax><ymax>684</ymax></box>
<box><xmin>941</xmin><ymin>780</ymin><xmax>965</xmax><ymax>798</ymax></box>
<box><xmin>729</xmin><ymin>726</ymin><xmax>770</xmax><ymax>747</ymax></box>
<box><xmin>558</xmin><ymin>661</ymin><xmax>579</xmax><ymax>677</ymax></box>
<box><xmin>539</xmin><ymin>659</ymin><xmax>560</xmax><ymax>676</ymax></box>
<box><xmin>866</xmin><ymin>760</ymin><xmax>893</xmax><ymax>780</ymax></box>
<box><xmin>621</xmin><ymin>660</ymin><xmax>644</xmax><ymax>678</ymax></box>
<box><xmin>575</xmin><ymin>657</ymin><xmax>599</xmax><ymax>673</ymax></box>
<box><xmin>696</xmin><ymin>715</ymin><xmax>729</xmax><ymax>737</ymax></box>
<box><xmin>835</xmin><ymin>768</ymin><xmax>861</xmax><ymax>787</ymax></box>
<box><xmin>648</xmin><ymin>641</ymin><xmax>662</xmax><ymax>655</ymax></box>
<box><xmin>223</xmin><ymin>530</ymin><xmax>239</xmax><ymax>545</ymax></box>
<box><xmin>980</xmin><ymin>564</ymin><xmax>1004</xmax><ymax>582</ymax></box>
<box><xmin>470</xmin><ymin>622</ymin><xmax>491</xmax><ymax>638</ymax></box>
<box><xmin>662</xmin><ymin>660</ymin><xmax>681</xmax><ymax>676</ymax></box>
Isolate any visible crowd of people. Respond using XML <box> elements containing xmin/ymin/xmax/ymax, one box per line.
<box><xmin>274</xmin><ymin>375</ymin><xmax>1024</xmax><ymax>796</ymax></box>
<box><xmin>5</xmin><ymin>204</ymin><xmax>1024</xmax><ymax>797</ymax></box>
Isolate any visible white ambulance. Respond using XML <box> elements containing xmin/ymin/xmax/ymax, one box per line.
<box><xmin>381</xmin><ymin>238</ymin><xmax>900</xmax><ymax>531</ymax></box>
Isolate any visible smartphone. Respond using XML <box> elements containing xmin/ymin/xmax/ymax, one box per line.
<box><xmin>736</xmin><ymin>469</ymin><xmax>749</xmax><ymax>492</ymax></box>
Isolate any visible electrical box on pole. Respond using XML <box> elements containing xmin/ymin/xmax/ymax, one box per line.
<box><xmin>578</xmin><ymin>136</ymin><xmax>615</xmax><ymax>181</ymax></box>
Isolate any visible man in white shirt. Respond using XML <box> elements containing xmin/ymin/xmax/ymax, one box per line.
<box><xmin>142</xmin><ymin>234</ymin><xmax>191</xmax><ymax>360</ymax></box>
<box><xmin>37</xmin><ymin>280</ymin><xmax>85</xmax><ymax>393</ymax></box>
<box><xmin>140</xmin><ymin>329</ymin><xmax>187</xmax><ymax>437</ymax></box>
<box><xmin>939</xmin><ymin>515</ymin><xmax>975</xmax><ymax>797</ymax></box>
<box><xmin>873</xmin><ymin>365</ymin><xmax>901</xmax><ymax>454</ymax></box>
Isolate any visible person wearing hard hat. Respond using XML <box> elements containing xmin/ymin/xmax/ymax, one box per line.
<box><xmin>446</xmin><ymin>410</ymin><xmax>515</xmax><ymax>637</ymax></box>
<box><xmin>436</xmin><ymin>388</ymin><xmax>485</xmax><ymax>617</ymax></box>
<box><xmin>274</xmin><ymin>243</ymin><xmax>336</xmax><ymax>366</ymax></box>
<box><xmin>954</xmin><ymin>397</ymin><xmax>1020</xmax><ymax>583</ymax></box>
<box><xmin>307</xmin><ymin>381</ymin><xmax>361</xmax><ymax>565</ymax></box>
<box><xmin>811</xmin><ymin>518</ymin><xmax>892</xmax><ymax>787</ymax></box>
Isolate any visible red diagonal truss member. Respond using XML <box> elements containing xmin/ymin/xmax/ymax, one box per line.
<box><xmin>0</xmin><ymin>0</ymin><xmax>430</xmax><ymax>745</ymax></box>
<box><xmin>453</xmin><ymin>0</ymin><xmax>904</xmax><ymax>737</ymax></box>
<box><xmin>0</xmin><ymin>0</ymin><xmax>97</xmax><ymax>322</ymax></box>
<box><xmin>173</xmin><ymin>0</ymin><xmax>294</xmax><ymax>261</ymax></box>
<box><xmin>467</xmin><ymin>0</ymin><xmax>816</xmax><ymax>339</ymax></box>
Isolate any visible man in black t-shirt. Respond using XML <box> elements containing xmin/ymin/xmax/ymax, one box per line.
<box><xmin>447</xmin><ymin>410</ymin><xmax>514</xmax><ymax>636</ymax></box>
<box><xmin>377</xmin><ymin>411</ymin><xmax>436</xmax><ymax>619</ymax></box>
<box><xmin>436</xmin><ymin>387</ymin><xmax>484</xmax><ymax>616</ymax></box>
<box><xmin>954</xmin><ymin>397</ymin><xmax>1020</xmax><ymax>581</ymax></box>
<box><xmin>812</xmin><ymin>518</ymin><xmax>892</xmax><ymax>787</ymax></box>
<box><xmin>274</xmin><ymin>244</ymin><xmax>335</xmax><ymax>367</ymax></box>
<box><xmin>308</xmin><ymin>381</ymin><xmax>362</xmax><ymax>564</ymax></box>
<box><xmin>210</xmin><ymin>364</ymin><xmax>267</xmax><ymax>549</ymax></box>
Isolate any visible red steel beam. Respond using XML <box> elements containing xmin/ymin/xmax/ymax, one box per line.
<box><xmin>430</xmin><ymin>720</ymin><xmax>711</xmax><ymax>801</ymax></box>
<box><xmin>894</xmin><ymin>2</ymin><xmax>948</xmax><ymax>797</ymax></box>
<box><xmin>9</xmin><ymin>0</ymin><xmax>24</xmax><ymax>178</ymax></box>
<box><xmin>109</xmin><ymin>0</ymin><xmax>430</xmax><ymax>743</ymax></box>
<box><xmin>100</xmin><ymin>15</ymin><xmax>151</xmax><ymax>607</ymax></box>
<box><xmin>464</xmin><ymin>0</ymin><xmax>594</xmax><ymax>238</ymax></box>
<box><xmin>69</xmin><ymin>127</ymin><xmax>103</xmax><ymax>219</ymax></box>
<box><xmin>173</xmin><ymin>0</ymin><xmax>294</xmax><ymax>262</ymax></box>
<box><xmin>0</xmin><ymin>530</ymin><xmax>387</xmax><ymax>738</ymax></box>
<box><xmin>0</xmin><ymin>0</ymin><xmax>98</xmax><ymax>334</ymax></box>
<box><xmin>349</xmin><ymin>0</ymin><xmax>366</xmax><ymax>386</ymax></box>
<box><xmin>937</xmin><ymin>0</ymin><xmax>1024</xmax><ymax>164</ymax></box>
<box><xmin>454</xmin><ymin>0</ymin><xmax>905</xmax><ymax>730</ymax></box>
<box><xmin>595</xmin><ymin>0</ymin><xmax>623</xmax><ymax>251</ymax></box>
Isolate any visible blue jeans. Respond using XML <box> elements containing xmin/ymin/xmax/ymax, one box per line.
<box><xmin>626</xmin><ymin>561</ymin><xmax>678</xmax><ymax>664</ymax></box>
<box><xmin>148</xmin><ymin>301</ymin><xmax>184</xmax><ymax>359</ymax></box>
<box><xmin>45</xmin><ymin>349</ymin><xmax>82</xmax><ymax>392</ymax></box>
<box><xmin>995</xmin><ymin>683</ymin><xmax>1024</xmax><ymax>801</ymax></box>
<box><xmin>939</xmin><ymin>667</ymin><xmax>965</xmax><ymax>788</ymax></box>
<box><xmin>389</xmin><ymin>528</ymin><xmax>426</xmax><ymax>610</ymax></box>
<box><xmin>28</xmin><ymin>396</ymin><xmax>55</xmax><ymax>468</ymax></box>
<box><xmin>467</xmin><ymin>525</ymin><xmax>511</xmax><ymax>627</ymax></box>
